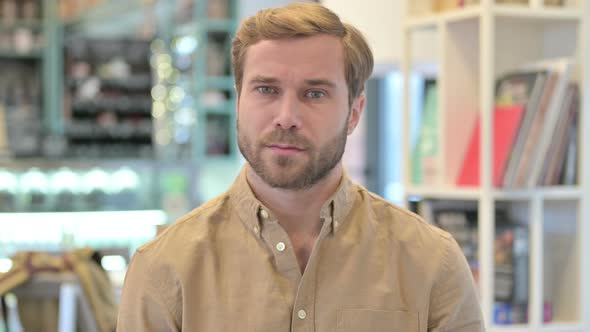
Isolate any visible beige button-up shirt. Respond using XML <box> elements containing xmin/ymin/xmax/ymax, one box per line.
<box><xmin>117</xmin><ymin>169</ymin><xmax>485</xmax><ymax>331</ymax></box>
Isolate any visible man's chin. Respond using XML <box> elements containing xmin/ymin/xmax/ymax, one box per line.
<box><xmin>259</xmin><ymin>167</ymin><xmax>308</xmax><ymax>190</ymax></box>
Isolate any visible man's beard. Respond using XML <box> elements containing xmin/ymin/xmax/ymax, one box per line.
<box><xmin>237</xmin><ymin>117</ymin><xmax>349</xmax><ymax>190</ymax></box>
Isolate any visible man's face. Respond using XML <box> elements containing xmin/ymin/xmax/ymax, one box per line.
<box><xmin>237</xmin><ymin>34</ymin><xmax>364</xmax><ymax>190</ymax></box>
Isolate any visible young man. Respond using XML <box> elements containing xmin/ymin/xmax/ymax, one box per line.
<box><xmin>117</xmin><ymin>3</ymin><xmax>484</xmax><ymax>331</ymax></box>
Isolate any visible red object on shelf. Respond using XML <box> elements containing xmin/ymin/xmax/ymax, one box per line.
<box><xmin>457</xmin><ymin>105</ymin><xmax>526</xmax><ymax>187</ymax></box>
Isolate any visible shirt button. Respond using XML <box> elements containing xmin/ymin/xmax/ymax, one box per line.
<box><xmin>276</xmin><ymin>242</ymin><xmax>286</xmax><ymax>252</ymax></box>
<box><xmin>333</xmin><ymin>219</ymin><xmax>339</xmax><ymax>228</ymax></box>
<box><xmin>253</xmin><ymin>225</ymin><xmax>259</xmax><ymax>235</ymax></box>
<box><xmin>297</xmin><ymin>309</ymin><xmax>307</xmax><ymax>320</ymax></box>
<box><xmin>259</xmin><ymin>209</ymin><xmax>269</xmax><ymax>219</ymax></box>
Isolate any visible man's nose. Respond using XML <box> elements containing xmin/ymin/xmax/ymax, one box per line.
<box><xmin>273</xmin><ymin>92</ymin><xmax>302</xmax><ymax>130</ymax></box>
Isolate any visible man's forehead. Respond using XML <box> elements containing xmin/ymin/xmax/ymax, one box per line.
<box><xmin>242</xmin><ymin>35</ymin><xmax>345</xmax><ymax>82</ymax></box>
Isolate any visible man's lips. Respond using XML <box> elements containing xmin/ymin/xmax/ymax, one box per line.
<box><xmin>267</xmin><ymin>144</ymin><xmax>305</xmax><ymax>151</ymax></box>
<box><xmin>266</xmin><ymin>144</ymin><xmax>306</xmax><ymax>156</ymax></box>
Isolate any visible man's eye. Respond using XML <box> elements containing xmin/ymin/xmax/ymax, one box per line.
<box><xmin>256</xmin><ymin>86</ymin><xmax>276</xmax><ymax>94</ymax></box>
<box><xmin>306</xmin><ymin>90</ymin><xmax>326</xmax><ymax>99</ymax></box>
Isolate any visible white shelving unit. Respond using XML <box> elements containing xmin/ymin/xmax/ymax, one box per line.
<box><xmin>401</xmin><ymin>0</ymin><xmax>589</xmax><ymax>331</ymax></box>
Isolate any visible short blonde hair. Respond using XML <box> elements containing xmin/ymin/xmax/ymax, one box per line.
<box><xmin>231</xmin><ymin>2</ymin><xmax>374</xmax><ymax>105</ymax></box>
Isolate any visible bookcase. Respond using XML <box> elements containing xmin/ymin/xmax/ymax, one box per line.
<box><xmin>166</xmin><ymin>0</ymin><xmax>242</xmax><ymax>202</ymax></box>
<box><xmin>401</xmin><ymin>0</ymin><xmax>589</xmax><ymax>330</ymax></box>
<box><xmin>0</xmin><ymin>0</ymin><xmax>61</xmax><ymax>157</ymax></box>
<box><xmin>0</xmin><ymin>0</ymin><xmax>241</xmax><ymax>262</ymax></box>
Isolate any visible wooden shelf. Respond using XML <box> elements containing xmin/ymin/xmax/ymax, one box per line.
<box><xmin>406</xmin><ymin>186</ymin><xmax>582</xmax><ymax>200</ymax></box>
<box><xmin>493</xmin><ymin>5</ymin><xmax>582</xmax><ymax>21</ymax></box>
<box><xmin>405</xmin><ymin>4</ymin><xmax>581</xmax><ymax>31</ymax></box>
<box><xmin>61</xmin><ymin>0</ymin><xmax>147</xmax><ymax>26</ymax></box>
<box><xmin>490</xmin><ymin>322</ymin><xmax>585</xmax><ymax>332</ymax></box>
<box><xmin>0</xmin><ymin>50</ymin><xmax>42</xmax><ymax>59</ymax></box>
<box><xmin>405</xmin><ymin>186</ymin><xmax>582</xmax><ymax>201</ymax></box>
<box><xmin>405</xmin><ymin>185</ymin><xmax>481</xmax><ymax>200</ymax></box>
<box><xmin>405</xmin><ymin>5</ymin><xmax>481</xmax><ymax>30</ymax></box>
<box><xmin>540</xmin><ymin>322</ymin><xmax>585</xmax><ymax>332</ymax></box>
<box><xmin>0</xmin><ymin>20</ymin><xmax>42</xmax><ymax>31</ymax></box>
<box><xmin>493</xmin><ymin>187</ymin><xmax>582</xmax><ymax>200</ymax></box>
<box><xmin>490</xmin><ymin>324</ymin><xmax>530</xmax><ymax>332</ymax></box>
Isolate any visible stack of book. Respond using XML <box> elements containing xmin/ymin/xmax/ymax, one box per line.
<box><xmin>457</xmin><ymin>58</ymin><xmax>578</xmax><ymax>188</ymax></box>
<box><xmin>493</xmin><ymin>212</ymin><xmax>530</xmax><ymax>324</ymax></box>
<box><xmin>432</xmin><ymin>0</ymin><xmax>566</xmax><ymax>12</ymax></box>
<box><xmin>411</xmin><ymin>80</ymin><xmax>439</xmax><ymax>185</ymax></box>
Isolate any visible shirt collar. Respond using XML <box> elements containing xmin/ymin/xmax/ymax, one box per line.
<box><xmin>229</xmin><ymin>166</ymin><xmax>356</xmax><ymax>236</ymax></box>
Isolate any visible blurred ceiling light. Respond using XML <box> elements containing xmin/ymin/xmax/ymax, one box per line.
<box><xmin>111</xmin><ymin>167</ymin><xmax>140</xmax><ymax>192</ymax></box>
<box><xmin>152</xmin><ymin>101</ymin><xmax>166</xmax><ymax>118</ymax></box>
<box><xmin>0</xmin><ymin>170</ymin><xmax>18</xmax><ymax>192</ymax></box>
<box><xmin>156</xmin><ymin>53</ymin><xmax>171</xmax><ymax>65</ymax></box>
<box><xmin>173</xmin><ymin>36</ymin><xmax>198</xmax><ymax>55</ymax></box>
<box><xmin>150</xmin><ymin>39</ymin><xmax>166</xmax><ymax>53</ymax></box>
<box><xmin>101</xmin><ymin>255</ymin><xmax>127</xmax><ymax>272</ymax></box>
<box><xmin>174</xmin><ymin>107</ymin><xmax>196</xmax><ymax>126</ymax></box>
<box><xmin>156</xmin><ymin>128</ymin><xmax>172</xmax><ymax>146</ymax></box>
<box><xmin>169</xmin><ymin>86</ymin><xmax>186</xmax><ymax>103</ymax></box>
<box><xmin>20</xmin><ymin>168</ymin><xmax>49</xmax><ymax>193</ymax></box>
<box><xmin>50</xmin><ymin>168</ymin><xmax>81</xmax><ymax>193</ymax></box>
<box><xmin>0</xmin><ymin>258</ymin><xmax>12</xmax><ymax>273</ymax></box>
<box><xmin>151</xmin><ymin>84</ymin><xmax>167</xmax><ymax>101</ymax></box>
<box><xmin>81</xmin><ymin>168</ymin><xmax>111</xmax><ymax>194</ymax></box>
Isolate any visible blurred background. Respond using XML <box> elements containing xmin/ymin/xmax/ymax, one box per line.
<box><xmin>0</xmin><ymin>2</ymin><xmax>404</xmax><ymax>322</ymax></box>
<box><xmin>0</xmin><ymin>0</ymin><xmax>588</xmax><ymax>331</ymax></box>
<box><xmin>0</xmin><ymin>0</ymin><xmax>404</xmax><ymax>266</ymax></box>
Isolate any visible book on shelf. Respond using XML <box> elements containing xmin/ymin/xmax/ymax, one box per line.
<box><xmin>456</xmin><ymin>105</ymin><xmax>526</xmax><ymax>187</ymax></box>
<box><xmin>520</xmin><ymin>58</ymin><xmax>574</xmax><ymax>187</ymax></box>
<box><xmin>539</xmin><ymin>84</ymin><xmax>579</xmax><ymax>186</ymax></box>
<box><xmin>496</xmin><ymin>70</ymin><xmax>548</xmax><ymax>187</ymax></box>
<box><xmin>456</xmin><ymin>69</ymin><xmax>545</xmax><ymax>187</ymax></box>
<box><xmin>455</xmin><ymin>58</ymin><xmax>577</xmax><ymax>188</ymax></box>
<box><xmin>431</xmin><ymin>0</ymin><xmax>567</xmax><ymax>13</ymax></box>
<box><xmin>494</xmin><ymin>211</ymin><xmax>529</xmax><ymax>325</ymax></box>
<box><xmin>411</xmin><ymin>81</ymin><xmax>440</xmax><ymax>185</ymax></box>
<box><xmin>561</xmin><ymin>109</ymin><xmax>578</xmax><ymax>185</ymax></box>
<box><xmin>433</xmin><ymin>208</ymin><xmax>480</xmax><ymax>284</ymax></box>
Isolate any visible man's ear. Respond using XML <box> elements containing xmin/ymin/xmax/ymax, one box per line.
<box><xmin>347</xmin><ymin>93</ymin><xmax>365</xmax><ymax>135</ymax></box>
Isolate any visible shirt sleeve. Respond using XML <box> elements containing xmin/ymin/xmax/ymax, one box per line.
<box><xmin>428</xmin><ymin>236</ymin><xmax>486</xmax><ymax>332</ymax></box>
<box><xmin>116</xmin><ymin>250</ymin><xmax>180</xmax><ymax>332</ymax></box>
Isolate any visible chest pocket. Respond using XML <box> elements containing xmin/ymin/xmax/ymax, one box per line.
<box><xmin>336</xmin><ymin>309</ymin><xmax>420</xmax><ymax>332</ymax></box>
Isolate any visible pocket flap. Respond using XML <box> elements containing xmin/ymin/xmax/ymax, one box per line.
<box><xmin>336</xmin><ymin>309</ymin><xmax>419</xmax><ymax>332</ymax></box>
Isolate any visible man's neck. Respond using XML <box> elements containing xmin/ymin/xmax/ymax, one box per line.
<box><xmin>245</xmin><ymin>164</ymin><xmax>343</xmax><ymax>234</ymax></box>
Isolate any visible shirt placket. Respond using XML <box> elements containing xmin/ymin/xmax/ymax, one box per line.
<box><xmin>258</xmin><ymin>207</ymin><xmax>334</xmax><ymax>332</ymax></box>
<box><xmin>290</xmin><ymin>216</ymin><xmax>333</xmax><ymax>332</ymax></box>
<box><xmin>261</xmin><ymin>218</ymin><xmax>302</xmax><ymax>283</ymax></box>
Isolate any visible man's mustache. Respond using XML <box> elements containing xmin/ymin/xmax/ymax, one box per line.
<box><xmin>260</xmin><ymin>130</ymin><xmax>312</xmax><ymax>150</ymax></box>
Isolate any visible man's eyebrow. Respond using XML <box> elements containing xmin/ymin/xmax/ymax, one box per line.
<box><xmin>304</xmin><ymin>79</ymin><xmax>337</xmax><ymax>88</ymax></box>
<box><xmin>248</xmin><ymin>75</ymin><xmax>279</xmax><ymax>84</ymax></box>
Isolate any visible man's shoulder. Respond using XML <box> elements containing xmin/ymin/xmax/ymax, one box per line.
<box><xmin>134</xmin><ymin>192</ymin><xmax>232</xmax><ymax>257</ymax></box>
<box><xmin>355</xmin><ymin>185</ymin><xmax>454</xmax><ymax>247</ymax></box>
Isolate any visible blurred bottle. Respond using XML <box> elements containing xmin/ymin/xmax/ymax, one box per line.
<box><xmin>21</xmin><ymin>0</ymin><xmax>39</xmax><ymax>20</ymax></box>
<box><xmin>81</xmin><ymin>168</ymin><xmax>110</xmax><ymax>211</ymax></box>
<box><xmin>0</xmin><ymin>169</ymin><xmax>18</xmax><ymax>212</ymax></box>
<box><xmin>1</xmin><ymin>0</ymin><xmax>17</xmax><ymax>25</ymax></box>
<box><xmin>20</xmin><ymin>168</ymin><xmax>49</xmax><ymax>211</ymax></box>
<box><xmin>50</xmin><ymin>168</ymin><xmax>81</xmax><ymax>211</ymax></box>
<box><xmin>5</xmin><ymin>79</ymin><xmax>41</xmax><ymax>157</ymax></box>
<box><xmin>108</xmin><ymin>167</ymin><xmax>141</xmax><ymax>210</ymax></box>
